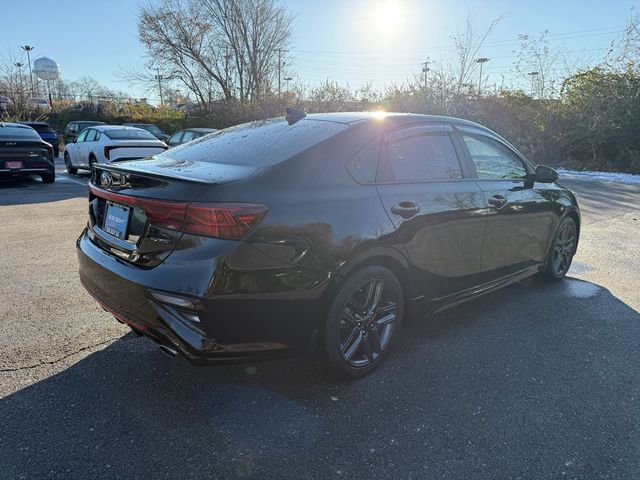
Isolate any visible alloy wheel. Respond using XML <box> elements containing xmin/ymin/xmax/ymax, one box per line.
<box><xmin>553</xmin><ymin>221</ymin><xmax>576</xmax><ymax>276</ymax></box>
<box><xmin>339</xmin><ymin>279</ymin><xmax>398</xmax><ymax>367</ymax></box>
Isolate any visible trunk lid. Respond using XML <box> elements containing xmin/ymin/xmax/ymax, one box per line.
<box><xmin>87</xmin><ymin>159</ymin><xmax>258</xmax><ymax>267</ymax></box>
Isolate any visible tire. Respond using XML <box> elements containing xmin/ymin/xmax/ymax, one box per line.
<box><xmin>41</xmin><ymin>171</ymin><xmax>55</xmax><ymax>184</ymax></box>
<box><xmin>542</xmin><ymin>216</ymin><xmax>577</xmax><ymax>282</ymax></box>
<box><xmin>323</xmin><ymin>265</ymin><xmax>404</xmax><ymax>378</ymax></box>
<box><xmin>64</xmin><ymin>152</ymin><xmax>77</xmax><ymax>174</ymax></box>
<box><xmin>89</xmin><ymin>154</ymin><xmax>97</xmax><ymax>172</ymax></box>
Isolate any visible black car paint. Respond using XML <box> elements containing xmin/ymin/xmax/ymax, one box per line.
<box><xmin>0</xmin><ymin>123</ymin><xmax>55</xmax><ymax>180</ymax></box>
<box><xmin>77</xmin><ymin>113</ymin><xmax>580</xmax><ymax>364</ymax></box>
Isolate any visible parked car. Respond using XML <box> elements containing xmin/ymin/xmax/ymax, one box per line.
<box><xmin>123</xmin><ymin>123</ymin><xmax>169</xmax><ymax>142</ymax></box>
<box><xmin>167</xmin><ymin>128</ymin><xmax>217</xmax><ymax>147</ymax></box>
<box><xmin>64</xmin><ymin>125</ymin><xmax>168</xmax><ymax>174</ymax></box>
<box><xmin>77</xmin><ymin>112</ymin><xmax>580</xmax><ymax>378</ymax></box>
<box><xmin>19</xmin><ymin>121</ymin><xmax>60</xmax><ymax>157</ymax></box>
<box><xmin>0</xmin><ymin>122</ymin><xmax>55</xmax><ymax>183</ymax></box>
<box><xmin>63</xmin><ymin>121</ymin><xmax>106</xmax><ymax>144</ymax></box>
<box><xmin>27</xmin><ymin>97</ymin><xmax>50</xmax><ymax>112</ymax></box>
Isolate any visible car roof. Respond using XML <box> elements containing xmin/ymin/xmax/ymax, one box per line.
<box><xmin>18</xmin><ymin>121</ymin><xmax>50</xmax><ymax>126</ymax></box>
<box><xmin>0</xmin><ymin>122</ymin><xmax>34</xmax><ymax>129</ymax></box>
<box><xmin>93</xmin><ymin>125</ymin><xmax>155</xmax><ymax>133</ymax></box>
<box><xmin>301</xmin><ymin>111</ymin><xmax>487</xmax><ymax>129</ymax></box>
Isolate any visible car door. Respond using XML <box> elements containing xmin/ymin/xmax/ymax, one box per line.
<box><xmin>457</xmin><ymin>127</ymin><xmax>556</xmax><ymax>278</ymax></box>
<box><xmin>71</xmin><ymin>129</ymin><xmax>90</xmax><ymax>167</ymax></box>
<box><xmin>376</xmin><ymin>124</ymin><xmax>488</xmax><ymax>300</ymax></box>
<box><xmin>84</xmin><ymin>129</ymin><xmax>99</xmax><ymax>164</ymax></box>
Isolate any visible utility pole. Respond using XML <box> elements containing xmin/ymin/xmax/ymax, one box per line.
<box><xmin>527</xmin><ymin>71</ymin><xmax>539</xmax><ymax>98</ymax></box>
<box><xmin>20</xmin><ymin>45</ymin><xmax>35</xmax><ymax>96</ymax></box>
<box><xmin>277</xmin><ymin>49</ymin><xmax>287</xmax><ymax>97</ymax></box>
<box><xmin>421</xmin><ymin>59</ymin><xmax>431</xmax><ymax>103</ymax></box>
<box><xmin>475</xmin><ymin>57</ymin><xmax>490</xmax><ymax>97</ymax></box>
<box><xmin>155</xmin><ymin>68</ymin><xmax>164</xmax><ymax>106</ymax></box>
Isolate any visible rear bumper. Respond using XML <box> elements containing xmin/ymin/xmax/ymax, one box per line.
<box><xmin>77</xmin><ymin>229</ymin><xmax>322</xmax><ymax>364</ymax></box>
<box><xmin>0</xmin><ymin>167</ymin><xmax>54</xmax><ymax>176</ymax></box>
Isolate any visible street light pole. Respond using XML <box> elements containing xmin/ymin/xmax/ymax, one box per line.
<box><xmin>20</xmin><ymin>45</ymin><xmax>35</xmax><ymax>96</ymax></box>
<box><xmin>155</xmin><ymin>68</ymin><xmax>164</xmax><ymax>106</ymax></box>
<box><xmin>475</xmin><ymin>57</ymin><xmax>490</xmax><ymax>97</ymax></box>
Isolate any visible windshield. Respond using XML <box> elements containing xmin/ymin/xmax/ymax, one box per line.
<box><xmin>159</xmin><ymin>118</ymin><xmax>348</xmax><ymax>166</ymax></box>
<box><xmin>104</xmin><ymin>129</ymin><xmax>157</xmax><ymax>140</ymax></box>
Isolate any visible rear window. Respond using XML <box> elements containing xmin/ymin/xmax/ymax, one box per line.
<box><xmin>28</xmin><ymin>124</ymin><xmax>55</xmax><ymax>133</ymax></box>
<box><xmin>0</xmin><ymin>126</ymin><xmax>41</xmax><ymax>140</ymax></box>
<box><xmin>104</xmin><ymin>129</ymin><xmax>157</xmax><ymax>140</ymax></box>
<box><xmin>160</xmin><ymin>118</ymin><xmax>348</xmax><ymax>166</ymax></box>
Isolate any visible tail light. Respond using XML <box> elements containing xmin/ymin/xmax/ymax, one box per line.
<box><xmin>45</xmin><ymin>145</ymin><xmax>54</xmax><ymax>162</ymax></box>
<box><xmin>89</xmin><ymin>185</ymin><xmax>267</xmax><ymax>240</ymax></box>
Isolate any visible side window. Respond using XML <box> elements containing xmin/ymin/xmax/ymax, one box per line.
<box><xmin>168</xmin><ymin>132</ymin><xmax>183</xmax><ymax>144</ymax></box>
<box><xmin>380</xmin><ymin>133</ymin><xmax>462</xmax><ymax>183</ymax></box>
<box><xmin>462</xmin><ymin>134</ymin><xmax>527</xmax><ymax>180</ymax></box>
<box><xmin>181</xmin><ymin>131</ymin><xmax>196</xmax><ymax>143</ymax></box>
<box><xmin>85</xmin><ymin>129</ymin><xmax>97</xmax><ymax>142</ymax></box>
<box><xmin>346</xmin><ymin>141</ymin><xmax>379</xmax><ymax>184</ymax></box>
<box><xmin>75</xmin><ymin>129</ymin><xmax>89</xmax><ymax>143</ymax></box>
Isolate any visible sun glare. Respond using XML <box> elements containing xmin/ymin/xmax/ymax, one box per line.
<box><xmin>372</xmin><ymin>1</ymin><xmax>403</xmax><ymax>35</ymax></box>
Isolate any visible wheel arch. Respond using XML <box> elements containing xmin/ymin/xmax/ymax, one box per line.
<box><xmin>323</xmin><ymin>247</ymin><xmax>415</xmax><ymax>313</ymax></box>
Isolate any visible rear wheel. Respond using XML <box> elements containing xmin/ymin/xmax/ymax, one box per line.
<box><xmin>542</xmin><ymin>216</ymin><xmax>577</xmax><ymax>281</ymax></box>
<box><xmin>41</xmin><ymin>172</ymin><xmax>55</xmax><ymax>184</ymax></box>
<box><xmin>64</xmin><ymin>152</ymin><xmax>77</xmax><ymax>174</ymax></box>
<box><xmin>323</xmin><ymin>265</ymin><xmax>403</xmax><ymax>378</ymax></box>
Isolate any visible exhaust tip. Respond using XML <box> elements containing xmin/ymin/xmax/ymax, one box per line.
<box><xmin>159</xmin><ymin>344</ymin><xmax>180</xmax><ymax>358</ymax></box>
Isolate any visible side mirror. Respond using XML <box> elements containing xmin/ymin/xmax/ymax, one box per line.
<box><xmin>535</xmin><ymin>165</ymin><xmax>559</xmax><ymax>183</ymax></box>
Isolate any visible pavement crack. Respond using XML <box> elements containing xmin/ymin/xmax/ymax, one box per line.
<box><xmin>0</xmin><ymin>336</ymin><xmax>123</xmax><ymax>372</ymax></box>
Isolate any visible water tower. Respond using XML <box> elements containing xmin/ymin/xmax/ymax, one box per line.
<box><xmin>32</xmin><ymin>57</ymin><xmax>60</xmax><ymax>107</ymax></box>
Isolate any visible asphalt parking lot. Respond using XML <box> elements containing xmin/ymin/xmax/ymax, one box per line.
<box><xmin>1</xmin><ymin>161</ymin><xmax>639</xmax><ymax>479</ymax></box>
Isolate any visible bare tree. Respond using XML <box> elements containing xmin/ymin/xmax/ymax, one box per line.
<box><xmin>450</xmin><ymin>13</ymin><xmax>504</xmax><ymax>95</ymax></box>
<box><xmin>134</xmin><ymin>0</ymin><xmax>294</xmax><ymax>107</ymax></box>
<box><xmin>514</xmin><ymin>30</ymin><xmax>566</xmax><ymax>98</ymax></box>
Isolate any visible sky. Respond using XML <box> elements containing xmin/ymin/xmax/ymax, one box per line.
<box><xmin>1</xmin><ymin>0</ymin><xmax>638</xmax><ymax>101</ymax></box>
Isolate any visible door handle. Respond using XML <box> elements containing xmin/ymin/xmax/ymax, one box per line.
<box><xmin>390</xmin><ymin>202</ymin><xmax>420</xmax><ymax>219</ymax></box>
<box><xmin>487</xmin><ymin>195</ymin><xmax>508</xmax><ymax>209</ymax></box>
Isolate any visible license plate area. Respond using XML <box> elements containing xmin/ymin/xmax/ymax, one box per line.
<box><xmin>103</xmin><ymin>202</ymin><xmax>131</xmax><ymax>240</ymax></box>
<box><xmin>5</xmin><ymin>161</ymin><xmax>24</xmax><ymax>169</ymax></box>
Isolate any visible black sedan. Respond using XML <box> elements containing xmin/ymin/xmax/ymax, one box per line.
<box><xmin>0</xmin><ymin>122</ymin><xmax>55</xmax><ymax>183</ymax></box>
<box><xmin>77</xmin><ymin>112</ymin><xmax>580</xmax><ymax>377</ymax></box>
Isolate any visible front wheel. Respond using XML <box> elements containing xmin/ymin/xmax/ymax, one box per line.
<box><xmin>64</xmin><ymin>152</ymin><xmax>77</xmax><ymax>174</ymax></box>
<box><xmin>323</xmin><ymin>265</ymin><xmax>403</xmax><ymax>378</ymax></box>
<box><xmin>542</xmin><ymin>216</ymin><xmax>577</xmax><ymax>281</ymax></box>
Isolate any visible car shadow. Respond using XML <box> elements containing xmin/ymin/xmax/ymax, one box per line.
<box><xmin>2</xmin><ymin>277</ymin><xmax>639</xmax><ymax>479</ymax></box>
<box><xmin>0</xmin><ymin>172</ymin><xmax>89</xmax><ymax>206</ymax></box>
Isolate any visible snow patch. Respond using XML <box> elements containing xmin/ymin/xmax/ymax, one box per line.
<box><xmin>565</xmin><ymin>279</ymin><xmax>601</xmax><ymax>299</ymax></box>
<box><xmin>558</xmin><ymin>168</ymin><xmax>640</xmax><ymax>185</ymax></box>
